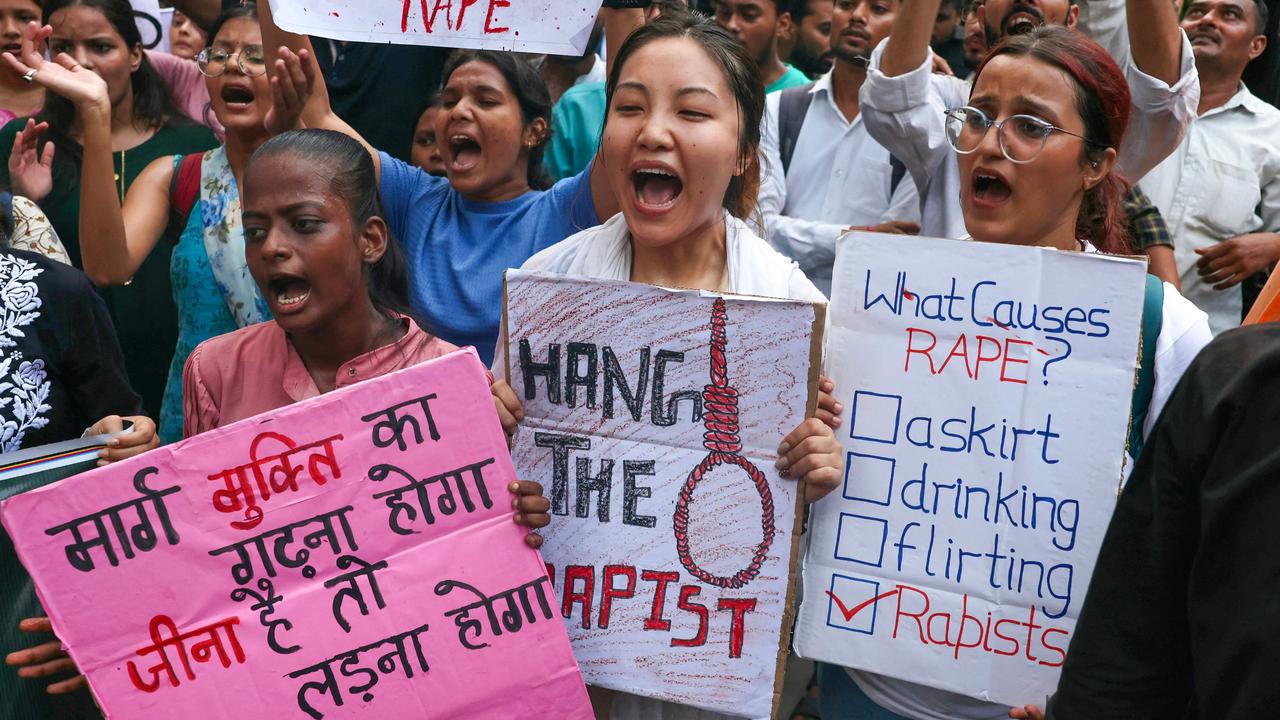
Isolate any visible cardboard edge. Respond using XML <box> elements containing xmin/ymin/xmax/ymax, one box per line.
<box><xmin>503</xmin><ymin>270</ymin><xmax>513</xmax><ymax>384</ymax></box>
<box><xmin>768</xmin><ymin>300</ymin><xmax>827</xmax><ymax>720</ymax></box>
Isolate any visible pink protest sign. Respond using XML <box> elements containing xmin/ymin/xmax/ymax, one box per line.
<box><xmin>1</xmin><ymin>348</ymin><xmax>592</xmax><ymax>719</ymax></box>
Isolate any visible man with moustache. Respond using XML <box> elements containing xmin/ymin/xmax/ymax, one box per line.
<box><xmin>781</xmin><ymin>0</ymin><xmax>836</xmax><ymax>77</ymax></box>
<box><xmin>1138</xmin><ymin>0</ymin><xmax>1280</xmax><ymax>335</ymax></box>
<box><xmin>859</xmin><ymin>0</ymin><xmax>1199</xmax><ymax>239</ymax></box>
<box><xmin>758</xmin><ymin>0</ymin><xmax>921</xmax><ymax>296</ymax></box>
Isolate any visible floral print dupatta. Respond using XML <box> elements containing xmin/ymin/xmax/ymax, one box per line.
<box><xmin>199</xmin><ymin>146</ymin><xmax>270</xmax><ymax>327</ymax></box>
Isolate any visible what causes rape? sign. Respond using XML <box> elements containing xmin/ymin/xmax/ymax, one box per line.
<box><xmin>793</xmin><ymin>233</ymin><xmax>1147</xmax><ymax>704</ymax></box>
<box><xmin>1</xmin><ymin>350</ymin><xmax>592</xmax><ymax>719</ymax></box>
<box><xmin>504</xmin><ymin>271</ymin><xmax>823</xmax><ymax>718</ymax></box>
<box><xmin>268</xmin><ymin>0</ymin><xmax>603</xmax><ymax>55</ymax></box>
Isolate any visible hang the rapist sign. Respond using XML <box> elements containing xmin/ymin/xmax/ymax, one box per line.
<box><xmin>504</xmin><ymin>270</ymin><xmax>824</xmax><ymax>719</ymax></box>
<box><xmin>1</xmin><ymin>349</ymin><xmax>592</xmax><ymax>720</ymax></box>
<box><xmin>792</xmin><ymin>233</ymin><xmax>1146</xmax><ymax>705</ymax></box>
<box><xmin>268</xmin><ymin>0</ymin><xmax>603</xmax><ymax>55</ymax></box>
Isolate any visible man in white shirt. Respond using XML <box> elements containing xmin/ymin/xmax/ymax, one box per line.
<box><xmin>859</xmin><ymin>0</ymin><xmax>1200</xmax><ymax>239</ymax></box>
<box><xmin>1141</xmin><ymin>0</ymin><xmax>1280</xmax><ymax>335</ymax></box>
<box><xmin>758</xmin><ymin>0</ymin><xmax>922</xmax><ymax>296</ymax></box>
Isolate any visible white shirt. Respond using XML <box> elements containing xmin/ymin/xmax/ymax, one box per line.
<box><xmin>577</xmin><ymin>53</ymin><xmax>607</xmax><ymax>87</ymax></box>
<box><xmin>859</xmin><ymin>12</ymin><xmax>1201</xmax><ymax>239</ymax></box>
<box><xmin>846</xmin><ymin>242</ymin><xmax>1212</xmax><ymax>720</ymax></box>
<box><xmin>1141</xmin><ymin>85</ymin><xmax>1280</xmax><ymax>335</ymax></box>
<box><xmin>758</xmin><ymin>71</ymin><xmax>921</xmax><ymax>296</ymax></box>
<box><xmin>519</xmin><ymin>211</ymin><xmax>827</xmax><ymax>307</ymax></box>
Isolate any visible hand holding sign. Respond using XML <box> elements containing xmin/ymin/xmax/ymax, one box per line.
<box><xmin>5</xmin><ymin>617</ymin><xmax>85</xmax><ymax>695</ymax></box>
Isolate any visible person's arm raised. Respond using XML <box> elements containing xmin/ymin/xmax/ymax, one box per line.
<box><xmin>258</xmin><ymin>0</ymin><xmax>381</xmax><ymax>178</ymax></box>
<box><xmin>880</xmin><ymin>0</ymin><xmax>943</xmax><ymax>78</ymax></box>
<box><xmin>588</xmin><ymin>7</ymin><xmax>644</xmax><ymax>222</ymax></box>
<box><xmin>1</xmin><ymin>23</ymin><xmax>168</xmax><ymax>286</ymax></box>
<box><xmin>1125</xmin><ymin>0</ymin><xmax>1183</xmax><ymax>86</ymax></box>
<box><xmin>602</xmin><ymin>7</ymin><xmax>644</xmax><ymax>80</ymax></box>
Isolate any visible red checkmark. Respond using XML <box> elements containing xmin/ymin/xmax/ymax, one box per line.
<box><xmin>826</xmin><ymin>587</ymin><xmax>900</xmax><ymax>623</ymax></box>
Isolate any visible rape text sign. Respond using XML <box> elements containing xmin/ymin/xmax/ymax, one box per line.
<box><xmin>1</xmin><ymin>349</ymin><xmax>592</xmax><ymax>720</ymax></box>
<box><xmin>267</xmin><ymin>0</ymin><xmax>603</xmax><ymax>55</ymax></box>
<box><xmin>504</xmin><ymin>271</ymin><xmax>822</xmax><ymax>719</ymax></box>
<box><xmin>793</xmin><ymin>234</ymin><xmax>1146</xmax><ymax>704</ymax></box>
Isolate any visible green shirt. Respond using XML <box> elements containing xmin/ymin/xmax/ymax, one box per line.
<box><xmin>0</xmin><ymin>118</ymin><xmax>218</xmax><ymax>420</ymax></box>
<box><xmin>766</xmin><ymin>63</ymin><xmax>811</xmax><ymax>94</ymax></box>
<box><xmin>546</xmin><ymin>81</ymin><xmax>607</xmax><ymax>182</ymax></box>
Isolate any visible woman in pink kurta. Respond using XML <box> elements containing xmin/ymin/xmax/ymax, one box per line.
<box><xmin>181</xmin><ymin>128</ymin><xmax>549</xmax><ymax>545</ymax></box>
<box><xmin>178</xmin><ymin>128</ymin><xmax>445</xmax><ymax>435</ymax></box>
<box><xmin>9</xmin><ymin>129</ymin><xmax>551</xmax><ymax>704</ymax></box>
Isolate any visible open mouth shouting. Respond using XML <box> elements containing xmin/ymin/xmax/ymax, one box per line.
<box><xmin>220</xmin><ymin>84</ymin><xmax>256</xmax><ymax>112</ymax></box>
<box><xmin>447</xmin><ymin>132</ymin><xmax>483</xmax><ymax>173</ymax></box>
<box><xmin>631</xmin><ymin>163</ymin><xmax>684</xmax><ymax>215</ymax></box>
<box><xmin>971</xmin><ymin>168</ymin><xmax>1013</xmax><ymax>207</ymax></box>
<box><xmin>1001</xmin><ymin>5</ymin><xmax>1045</xmax><ymax>36</ymax></box>
<box><xmin>266</xmin><ymin>272</ymin><xmax>311</xmax><ymax>314</ymax></box>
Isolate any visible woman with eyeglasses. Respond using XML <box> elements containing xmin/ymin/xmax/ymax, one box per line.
<box><xmin>0</xmin><ymin>0</ymin><xmax>217</xmax><ymax>431</ymax></box>
<box><xmin>1</xmin><ymin>2</ymin><xmax>307</xmax><ymax>444</ymax></box>
<box><xmin>821</xmin><ymin>23</ymin><xmax>1213</xmax><ymax>720</ymax></box>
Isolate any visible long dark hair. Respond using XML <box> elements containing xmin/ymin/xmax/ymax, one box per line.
<box><xmin>246</xmin><ymin>129</ymin><xmax>422</xmax><ymax>327</ymax></box>
<box><xmin>972</xmin><ymin>26</ymin><xmax>1133</xmax><ymax>254</ymax></box>
<box><xmin>199</xmin><ymin>2</ymin><xmax>260</xmax><ymax>126</ymax></box>
<box><xmin>603</xmin><ymin>13</ymin><xmax>765</xmax><ymax>222</ymax></box>
<box><xmin>40</xmin><ymin>0</ymin><xmax>185</xmax><ymax>135</ymax></box>
<box><xmin>440</xmin><ymin>50</ymin><xmax>553</xmax><ymax>190</ymax></box>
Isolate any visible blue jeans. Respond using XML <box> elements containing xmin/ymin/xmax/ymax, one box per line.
<box><xmin>817</xmin><ymin>663</ymin><xmax>912</xmax><ymax>720</ymax></box>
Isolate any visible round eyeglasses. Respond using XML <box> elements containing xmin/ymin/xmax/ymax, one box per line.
<box><xmin>196</xmin><ymin>46</ymin><xmax>267</xmax><ymax>78</ymax></box>
<box><xmin>944</xmin><ymin>106</ymin><xmax>1105</xmax><ymax>164</ymax></box>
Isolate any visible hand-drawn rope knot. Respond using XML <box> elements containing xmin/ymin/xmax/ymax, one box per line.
<box><xmin>672</xmin><ymin>298</ymin><xmax>777</xmax><ymax>590</ymax></box>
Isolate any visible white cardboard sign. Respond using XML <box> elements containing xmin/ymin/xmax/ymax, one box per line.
<box><xmin>794</xmin><ymin>233</ymin><xmax>1145</xmax><ymax>705</ymax></box>
<box><xmin>504</xmin><ymin>270</ymin><xmax>823</xmax><ymax>718</ymax></box>
<box><xmin>268</xmin><ymin>0</ymin><xmax>603</xmax><ymax>55</ymax></box>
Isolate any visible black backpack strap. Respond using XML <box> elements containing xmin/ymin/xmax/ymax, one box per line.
<box><xmin>777</xmin><ymin>81</ymin><xmax>816</xmax><ymax>175</ymax></box>
<box><xmin>889</xmin><ymin>155</ymin><xmax>908</xmax><ymax>195</ymax></box>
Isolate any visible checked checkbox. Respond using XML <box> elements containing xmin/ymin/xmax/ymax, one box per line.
<box><xmin>825</xmin><ymin>573</ymin><xmax>898</xmax><ymax>634</ymax></box>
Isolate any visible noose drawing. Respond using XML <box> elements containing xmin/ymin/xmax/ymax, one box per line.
<box><xmin>672</xmin><ymin>298</ymin><xmax>777</xmax><ymax>590</ymax></box>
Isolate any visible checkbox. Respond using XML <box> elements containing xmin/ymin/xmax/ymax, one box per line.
<box><xmin>825</xmin><ymin>573</ymin><xmax>881</xmax><ymax>634</ymax></box>
<box><xmin>849</xmin><ymin>391</ymin><xmax>902</xmax><ymax>444</ymax></box>
<box><xmin>834</xmin><ymin>513</ymin><xmax>889</xmax><ymax>568</ymax></box>
<box><xmin>843</xmin><ymin>452</ymin><xmax>894</xmax><ymax>506</ymax></box>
